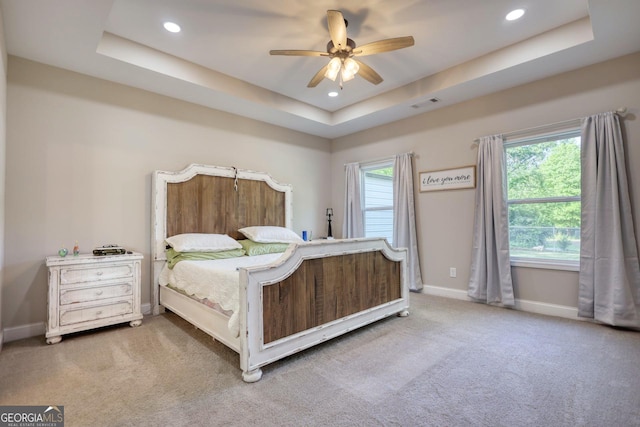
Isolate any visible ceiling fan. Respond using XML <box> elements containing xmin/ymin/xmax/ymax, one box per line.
<box><xmin>270</xmin><ymin>10</ymin><xmax>415</xmax><ymax>88</ymax></box>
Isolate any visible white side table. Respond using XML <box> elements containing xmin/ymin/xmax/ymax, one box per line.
<box><xmin>45</xmin><ymin>252</ymin><xmax>143</xmax><ymax>344</ymax></box>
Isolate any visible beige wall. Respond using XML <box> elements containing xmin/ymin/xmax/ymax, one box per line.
<box><xmin>331</xmin><ymin>52</ymin><xmax>640</xmax><ymax>311</ymax></box>
<box><xmin>4</xmin><ymin>50</ymin><xmax>640</xmax><ymax>338</ymax></box>
<box><xmin>0</xmin><ymin>6</ymin><xmax>7</xmax><ymax>349</ymax></box>
<box><xmin>3</xmin><ymin>57</ymin><xmax>330</xmax><ymax>335</ymax></box>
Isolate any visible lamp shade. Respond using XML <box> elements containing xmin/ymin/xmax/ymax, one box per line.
<box><xmin>324</xmin><ymin>58</ymin><xmax>341</xmax><ymax>81</ymax></box>
<box><xmin>341</xmin><ymin>58</ymin><xmax>359</xmax><ymax>81</ymax></box>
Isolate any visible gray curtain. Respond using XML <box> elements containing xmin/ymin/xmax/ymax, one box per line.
<box><xmin>468</xmin><ymin>135</ymin><xmax>515</xmax><ymax>305</ymax></box>
<box><xmin>343</xmin><ymin>162</ymin><xmax>364</xmax><ymax>238</ymax></box>
<box><xmin>579</xmin><ymin>111</ymin><xmax>640</xmax><ymax>327</ymax></box>
<box><xmin>393</xmin><ymin>153</ymin><xmax>423</xmax><ymax>291</ymax></box>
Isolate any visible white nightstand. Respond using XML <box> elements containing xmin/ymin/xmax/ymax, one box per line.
<box><xmin>45</xmin><ymin>252</ymin><xmax>143</xmax><ymax>344</ymax></box>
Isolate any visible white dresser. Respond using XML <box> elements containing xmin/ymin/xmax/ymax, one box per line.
<box><xmin>45</xmin><ymin>252</ymin><xmax>143</xmax><ymax>344</ymax></box>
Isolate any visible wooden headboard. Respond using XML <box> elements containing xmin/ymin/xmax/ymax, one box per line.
<box><xmin>151</xmin><ymin>164</ymin><xmax>292</xmax><ymax>313</ymax></box>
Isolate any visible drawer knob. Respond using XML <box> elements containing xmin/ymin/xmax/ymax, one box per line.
<box><xmin>96</xmin><ymin>271</ymin><xmax>103</xmax><ymax>276</ymax></box>
<box><xmin>95</xmin><ymin>311</ymin><xmax>103</xmax><ymax>317</ymax></box>
<box><xmin>96</xmin><ymin>290</ymin><xmax>103</xmax><ymax>295</ymax></box>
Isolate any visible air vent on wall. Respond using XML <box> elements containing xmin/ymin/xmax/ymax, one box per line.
<box><xmin>411</xmin><ymin>97</ymin><xmax>440</xmax><ymax>109</ymax></box>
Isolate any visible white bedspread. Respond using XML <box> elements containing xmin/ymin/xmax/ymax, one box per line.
<box><xmin>159</xmin><ymin>253</ymin><xmax>284</xmax><ymax>336</ymax></box>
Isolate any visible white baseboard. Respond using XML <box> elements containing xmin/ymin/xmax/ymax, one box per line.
<box><xmin>422</xmin><ymin>285</ymin><xmax>469</xmax><ymax>301</ymax></box>
<box><xmin>2</xmin><ymin>302</ymin><xmax>155</xmax><ymax>344</ymax></box>
<box><xmin>3</xmin><ymin>321</ymin><xmax>45</xmax><ymax>343</ymax></box>
<box><xmin>141</xmin><ymin>302</ymin><xmax>152</xmax><ymax>315</ymax></box>
<box><xmin>0</xmin><ymin>292</ymin><xmax>582</xmax><ymax>344</ymax></box>
<box><xmin>422</xmin><ymin>284</ymin><xmax>582</xmax><ymax>321</ymax></box>
<box><xmin>513</xmin><ymin>298</ymin><xmax>580</xmax><ymax>320</ymax></box>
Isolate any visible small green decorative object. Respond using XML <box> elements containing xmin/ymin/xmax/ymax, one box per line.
<box><xmin>58</xmin><ymin>248</ymin><xmax>68</xmax><ymax>257</ymax></box>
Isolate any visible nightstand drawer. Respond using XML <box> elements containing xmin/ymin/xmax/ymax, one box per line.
<box><xmin>60</xmin><ymin>282</ymin><xmax>133</xmax><ymax>305</ymax></box>
<box><xmin>59</xmin><ymin>301</ymin><xmax>133</xmax><ymax>326</ymax></box>
<box><xmin>60</xmin><ymin>263</ymin><xmax>134</xmax><ymax>284</ymax></box>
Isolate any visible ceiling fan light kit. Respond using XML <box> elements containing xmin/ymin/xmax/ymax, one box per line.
<box><xmin>270</xmin><ymin>10</ymin><xmax>414</xmax><ymax>88</ymax></box>
<box><xmin>342</xmin><ymin>58</ymin><xmax>359</xmax><ymax>81</ymax></box>
<box><xmin>324</xmin><ymin>57</ymin><xmax>359</xmax><ymax>85</ymax></box>
<box><xmin>325</xmin><ymin>57</ymin><xmax>341</xmax><ymax>81</ymax></box>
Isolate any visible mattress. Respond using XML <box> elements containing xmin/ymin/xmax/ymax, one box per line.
<box><xmin>159</xmin><ymin>253</ymin><xmax>284</xmax><ymax>336</ymax></box>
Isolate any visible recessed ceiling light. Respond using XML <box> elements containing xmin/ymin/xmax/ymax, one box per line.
<box><xmin>163</xmin><ymin>22</ymin><xmax>181</xmax><ymax>33</ymax></box>
<box><xmin>506</xmin><ymin>9</ymin><xmax>525</xmax><ymax>21</ymax></box>
<box><xmin>328</xmin><ymin>91</ymin><xmax>339</xmax><ymax>97</ymax></box>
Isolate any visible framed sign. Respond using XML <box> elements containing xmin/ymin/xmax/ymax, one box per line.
<box><xmin>419</xmin><ymin>165</ymin><xmax>476</xmax><ymax>192</ymax></box>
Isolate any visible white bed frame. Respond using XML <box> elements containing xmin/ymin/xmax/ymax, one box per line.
<box><xmin>152</xmin><ymin>164</ymin><xmax>409</xmax><ymax>382</ymax></box>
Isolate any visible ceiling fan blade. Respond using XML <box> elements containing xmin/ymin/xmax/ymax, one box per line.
<box><xmin>354</xmin><ymin>60</ymin><xmax>383</xmax><ymax>85</ymax></box>
<box><xmin>353</xmin><ymin>36</ymin><xmax>415</xmax><ymax>56</ymax></box>
<box><xmin>270</xmin><ymin>50</ymin><xmax>328</xmax><ymax>57</ymax></box>
<box><xmin>327</xmin><ymin>10</ymin><xmax>347</xmax><ymax>50</ymax></box>
<box><xmin>308</xmin><ymin>64</ymin><xmax>329</xmax><ymax>87</ymax></box>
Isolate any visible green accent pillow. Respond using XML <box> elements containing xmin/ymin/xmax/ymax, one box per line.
<box><xmin>166</xmin><ymin>247</ymin><xmax>246</xmax><ymax>269</ymax></box>
<box><xmin>238</xmin><ymin>239</ymin><xmax>290</xmax><ymax>256</ymax></box>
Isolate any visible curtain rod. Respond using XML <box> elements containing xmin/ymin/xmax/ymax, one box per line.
<box><xmin>472</xmin><ymin>107</ymin><xmax>628</xmax><ymax>144</ymax></box>
<box><xmin>344</xmin><ymin>151</ymin><xmax>414</xmax><ymax>167</ymax></box>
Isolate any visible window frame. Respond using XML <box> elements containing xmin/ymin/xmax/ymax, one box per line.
<box><xmin>360</xmin><ymin>159</ymin><xmax>394</xmax><ymax>246</ymax></box>
<box><xmin>504</xmin><ymin>128</ymin><xmax>581</xmax><ymax>271</ymax></box>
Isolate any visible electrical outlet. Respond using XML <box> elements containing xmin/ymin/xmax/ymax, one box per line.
<box><xmin>449</xmin><ymin>267</ymin><xmax>457</xmax><ymax>278</ymax></box>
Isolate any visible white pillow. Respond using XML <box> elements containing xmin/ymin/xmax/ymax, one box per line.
<box><xmin>165</xmin><ymin>233</ymin><xmax>242</xmax><ymax>253</ymax></box>
<box><xmin>238</xmin><ymin>226</ymin><xmax>303</xmax><ymax>243</ymax></box>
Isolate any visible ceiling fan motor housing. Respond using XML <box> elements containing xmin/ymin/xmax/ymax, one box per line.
<box><xmin>327</xmin><ymin>38</ymin><xmax>356</xmax><ymax>55</ymax></box>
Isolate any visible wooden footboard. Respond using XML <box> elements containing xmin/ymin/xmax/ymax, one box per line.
<box><xmin>239</xmin><ymin>238</ymin><xmax>408</xmax><ymax>382</ymax></box>
<box><xmin>262</xmin><ymin>251</ymin><xmax>402</xmax><ymax>344</ymax></box>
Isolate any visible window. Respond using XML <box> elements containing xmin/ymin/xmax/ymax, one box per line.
<box><xmin>505</xmin><ymin>129</ymin><xmax>581</xmax><ymax>268</ymax></box>
<box><xmin>361</xmin><ymin>161</ymin><xmax>394</xmax><ymax>245</ymax></box>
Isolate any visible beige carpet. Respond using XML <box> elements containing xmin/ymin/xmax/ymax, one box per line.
<box><xmin>1</xmin><ymin>293</ymin><xmax>639</xmax><ymax>427</ymax></box>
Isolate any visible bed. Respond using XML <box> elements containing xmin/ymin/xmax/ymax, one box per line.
<box><xmin>151</xmin><ymin>163</ymin><xmax>409</xmax><ymax>382</ymax></box>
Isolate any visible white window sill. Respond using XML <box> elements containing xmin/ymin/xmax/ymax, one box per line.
<box><xmin>510</xmin><ymin>258</ymin><xmax>579</xmax><ymax>272</ymax></box>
